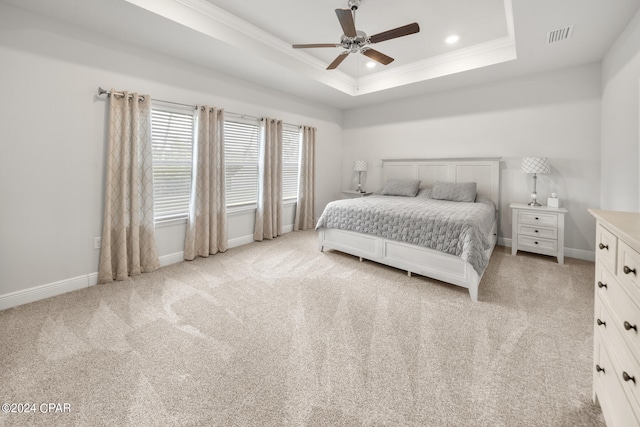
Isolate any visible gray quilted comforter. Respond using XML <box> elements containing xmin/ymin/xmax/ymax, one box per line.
<box><xmin>315</xmin><ymin>189</ymin><xmax>496</xmax><ymax>275</ymax></box>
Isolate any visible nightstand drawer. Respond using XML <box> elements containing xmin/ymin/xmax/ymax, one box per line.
<box><xmin>518</xmin><ymin>211</ymin><xmax>558</xmax><ymax>227</ymax></box>
<box><xmin>517</xmin><ymin>236</ymin><xmax>557</xmax><ymax>252</ymax></box>
<box><xmin>511</xmin><ymin>203</ymin><xmax>566</xmax><ymax>264</ymax></box>
<box><xmin>517</xmin><ymin>224</ymin><xmax>557</xmax><ymax>240</ymax></box>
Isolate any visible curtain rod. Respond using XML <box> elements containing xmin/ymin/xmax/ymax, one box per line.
<box><xmin>97</xmin><ymin>87</ymin><xmax>302</xmax><ymax>128</ymax></box>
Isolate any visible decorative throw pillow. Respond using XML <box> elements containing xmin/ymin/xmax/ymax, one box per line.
<box><xmin>430</xmin><ymin>181</ymin><xmax>477</xmax><ymax>202</ymax></box>
<box><xmin>381</xmin><ymin>179</ymin><xmax>421</xmax><ymax>197</ymax></box>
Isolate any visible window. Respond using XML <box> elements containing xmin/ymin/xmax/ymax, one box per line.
<box><xmin>224</xmin><ymin>119</ymin><xmax>259</xmax><ymax>207</ymax></box>
<box><xmin>282</xmin><ymin>125</ymin><xmax>300</xmax><ymax>201</ymax></box>
<box><xmin>151</xmin><ymin>108</ymin><xmax>194</xmax><ymax>223</ymax></box>
<box><xmin>151</xmin><ymin>108</ymin><xmax>301</xmax><ymax>218</ymax></box>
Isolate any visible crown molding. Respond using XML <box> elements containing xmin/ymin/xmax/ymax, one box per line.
<box><xmin>125</xmin><ymin>0</ymin><xmax>515</xmax><ymax>97</ymax></box>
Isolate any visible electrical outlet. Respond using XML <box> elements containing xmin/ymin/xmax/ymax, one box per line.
<box><xmin>94</xmin><ymin>237</ymin><xmax>102</xmax><ymax>250</ymax></box>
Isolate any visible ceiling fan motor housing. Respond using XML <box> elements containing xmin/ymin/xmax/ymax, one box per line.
<box><xmin>340</xmin><ymin>30</ymin><xmax>368</xmax><ymax>52</ymax></box>
<box><xmin>348</xmin><ymin>0</ymin><xmax>362</xmax><ymax>10</ymax></box>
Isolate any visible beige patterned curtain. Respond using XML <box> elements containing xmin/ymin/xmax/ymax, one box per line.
<box><xmin>294</xmin><ymin>126</ymin><xmax>316</xmax><ymax>231</ymax></box>
<box><xmin>98</xmin><ymin>90</ymin><xmax>159</xmax><ymax>283</ymax></box>
<box><xmin>254</xmin><ymin>118</ymin><xmax>283</xmax><ymax>241</ymax></box>
<box><xmin>184</xmin><ymin>106</ymin><xmax>227</xmax><ymax>260</ymax></box>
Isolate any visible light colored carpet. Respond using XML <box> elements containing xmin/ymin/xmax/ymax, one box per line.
<box><xmin>0</xmin><ymin>230</ymin><xmax>604</xmax><ymax>426</ymax></box>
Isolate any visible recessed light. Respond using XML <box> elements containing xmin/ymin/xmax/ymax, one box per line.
<box><xmin>366</xmin><ymin>61</ymin><xmax>376</xmax><ymax>69</ymax></box>
<box><xmin>445</xmin><ymin>35</ymin><xmax>460</xmax><ymax>44</ymax></box>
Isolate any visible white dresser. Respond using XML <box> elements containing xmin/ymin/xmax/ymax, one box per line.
<box><xmin>589</xmin><ymin>209</ymin><xmax>640</xmax><ymax>426</ymax></box>
<box><xmin>511</xmin><ymin>203</ymin><xmax>567</xmax><ymax>264</ymax></box>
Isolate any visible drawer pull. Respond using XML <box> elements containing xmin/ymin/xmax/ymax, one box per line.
<box><xmin>534</xmin><ymin>241</ymin><xmax>539</xmax><ymax>245</ymax></box>
<box><xmin>534</xmin><ymin>230</ymin><xmax>539</xmax><ymax>233</ymax></box>
<box><xmin>597</xmin><ymin>281</ymin><xmax>608</xmax><ymax>289</ymax></box>
<box><xmin>534</xmin><ymin>217</ymin><xmax>539</xmax><ymax>220</ymax></box>
<box><xmin>596</xmin><ymin>365</ymin><xmax>605</xmax><ymax>373</ymax></box>
<box><xmin>624</xmin><ymin>321</ymin><xmax>637</xmax><ymax>332</ymax></box>
<box><xmin>623</xmin><ymin>265</ymin><xmax>637</xmax><ymax>276</ymax></box>
<box><xmin>599</xmin><ymin>243</ymin><xmax>609</xmax><ymax>250</ymax></box>
<box><xmin>597</xmin><ymin>318</ymin><xmax>606</xmax><ymax>327</ymax></box>
<box><xmin>623</xmin><ymin>372</ymin><xmax>636</xmax><ymax>384</ymax></box>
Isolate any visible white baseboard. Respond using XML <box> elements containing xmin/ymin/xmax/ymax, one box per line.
<box><xmin>17</xmin><ymin>230</ymin><xmax>599</xmax><ymax>312</ymax></box>
<box><xmin>0</xmin><ymin>273</ymin><xmax>98</xmax><ymax>311</ymax></box>
<box><xmin>227</xmin><ymin>226</ymin><xmax>294</xmax><ymax>249</ymax></box>
<box><xmin>0</xmin><ymin>228</ymin><xmax>300</xmax><ymax>311</ymax></box>
<box><xmin>0</xmin><ymin>252</ymin><xmax>189</xmax><ymax>311</ymax></box>
<box><xmin>565</xmin><ymin>248</ymin><xmax>595</xmax><ymax>262</ymax></box>
<box><xmin>498</xmin><ymin>237</ymin><xmax>595</xmax><ymax>262</ymax></box>
<box><xmin>159</xmin><ymin>252</ymin><xmax>185</xmax><ymax>267</ymax></box>
<box><xmin>228</xmin><ymin>235</ymin><xmax>254</xmax><ymax>249</ymax></box>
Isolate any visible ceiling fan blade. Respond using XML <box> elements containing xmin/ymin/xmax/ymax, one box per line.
<box><xmin>335</xmin><ymin>9</ymin><xmax>357</xmax><ymax>38</ymax></box>
<box><xmin>369</xmin><ymin>22</ymin><xmax>420</xmax><ymax>44</ymax></box>
<box><xmin>327</xmin><ymin>52</ymin><xmax>349</xmax><ymax>70</ymax></box>
<box><xmin>292</xmin><ymin>44</ymin><xmax>339</xmax><ymax>49</ymax></box>
<box><xmin>362</xmin><ymin>48</ymin><xmax>394</xmax><ymax>65</ymax></box>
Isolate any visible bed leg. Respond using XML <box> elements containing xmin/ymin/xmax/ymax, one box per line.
<box><xmin>407</xmin><ymin>271</ymin><xmax>412</xmax><ymax>277</ymax></box>
<box><xmin>359</xmin><ymin>257</ymin><xmax>363</xmax><ymax>262</ymax></box>
<box><xmin>469</xmin><ymin>285</ymin><xmax>478</xmax><ymax>302</ymax></box>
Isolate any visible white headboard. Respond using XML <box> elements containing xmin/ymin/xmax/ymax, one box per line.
<box><xmin>382</xmin><ymin>158</ymin><xmax>501</xmax><ymax>207</ymax></box>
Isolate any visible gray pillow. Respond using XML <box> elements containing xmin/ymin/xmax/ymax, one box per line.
<box><xmin>430</xmin><ymin>181</ymin><xmax>477</xmax><ymax>202</ymax></box>
<box><xmin>381</xmin><ymin>179</ymin><xmax>421</xmax><ymax>197</ymax></box>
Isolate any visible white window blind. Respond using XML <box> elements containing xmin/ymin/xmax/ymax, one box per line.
<box><xmin>225</xmin><ymin>119</ymin><xmax>259</xmax><ymax>207</ymax></box>
<box><xmin>282</xmin><ymin>125</ymin><xmax>300</xmax><ymax>201</ymax></box>
<box><xmin>151</xmin><ymin>108</ymin><xmax>194</xmax><ymax>223</ymax></box>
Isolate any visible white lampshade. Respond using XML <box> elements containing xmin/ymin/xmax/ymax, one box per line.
<box><xmin>522</xmin><ymin>157</ymin><xmax>551</xmax><ymax>174</ymax></box>
<box><xmin>353</xmin><ymin>160</ymin><xmax>367</xmax><ymax>172</ymax></box>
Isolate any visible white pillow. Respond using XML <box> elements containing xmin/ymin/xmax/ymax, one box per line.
<box><xmin>430</xmin><ymin>181</ymin><xmax>477</xmax><ymax>202</ymax></box>
<box><xmin>381</xmin><ymin>179</ymin><xmax>421</xmax><ymax>197</ymax></box>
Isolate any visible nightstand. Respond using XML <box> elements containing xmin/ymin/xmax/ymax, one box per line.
<box><xmin>510</xmin><ymin>202</ymin><xmax>567</xmax><ymax>264</ymax></box>
<box><xmin>342</xmin><ymin>190</ymin><xmax>373</xmax><ymax>198</ymax></box>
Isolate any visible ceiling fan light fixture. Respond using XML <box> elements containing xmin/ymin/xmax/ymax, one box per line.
<box><xmin>366</xmin><ymin>61</ymin><xmax>376</xmax><ymax>68</ymax></box>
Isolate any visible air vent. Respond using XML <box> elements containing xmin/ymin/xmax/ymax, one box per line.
<box><xmin>546</xmin><ymin>26</ymin><xmax>573</xmax><ymax>44</ymax></box>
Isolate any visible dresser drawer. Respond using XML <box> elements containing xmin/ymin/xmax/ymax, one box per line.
<box><xmin>594</xmin><ymin>335</ymin><xmax>640</xmax><ymax>427</ymax></box>
<box><xmin>596</xmin><ymin>223</ymin><xmax>618</xmax><ymax>275</ymax></box>
<box><xmin>598</xmin><ymin>298</ymin><xmax>640</xmax><ymax>417</ymax></box>
<box><xmin>517</xmin><ymin>236</ymin><xmax>557</xmax><ymax>252</ymax></box>
<box><xmin>596</xmin><ymin>262</ymin><xmax>638</xmax><ymax>312</ymax></box>
<box><xmin>517</xmin><ymin>211</ymin><xmax>558</xmax><ymax>227</ymax></box>
<box><xmin>618</xmin><ymin>240</ymin><xmax>640</xmax><ymax>294</ymax></box>
<box><xmin>590</xmin><ymin>210</ymin><xmax>640</xmax><ymax>427</ymax></box>
<box><xmin>517</xmin><ymin>224</ymin><xmax>557</xmax><ymax>240</ymax></box>
<box><xmin>601</xmin><ymin>272</ymin><xmax>640</xmax><ymax>361</ymax></box>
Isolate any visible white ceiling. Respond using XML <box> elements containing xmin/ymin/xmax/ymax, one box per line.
<box><xmin>202</xmin><ymin>0</ymin><xmax>511</xmax><ymax>77</ymax></box>
<box><xmin>4</xmin><ymin>0</ymin><xmax>640</xmax><ymax>109</ymax></box>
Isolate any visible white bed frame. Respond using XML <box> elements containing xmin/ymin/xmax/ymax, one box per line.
<box><xmin>318</xmin><ymin>158</ymin><xmax>501</xmax><ymax>302</ymax></box>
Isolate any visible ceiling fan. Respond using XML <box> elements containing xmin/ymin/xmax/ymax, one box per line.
<box><xmin>292</xmin><ymin>0</ymin><xmax>420</xmax><ymax>70</ymax></box>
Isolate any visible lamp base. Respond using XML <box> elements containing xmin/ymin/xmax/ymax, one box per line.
<box><xmin>528</xmin><ymin>190</ymin><xmax>540</xmax><ymax>207</ymax></box>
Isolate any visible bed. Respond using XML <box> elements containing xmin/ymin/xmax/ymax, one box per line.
<box><xmin>316</xmin><ymin>158</ymin><xmax>500</xmax><ymax>302</ymax></box>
